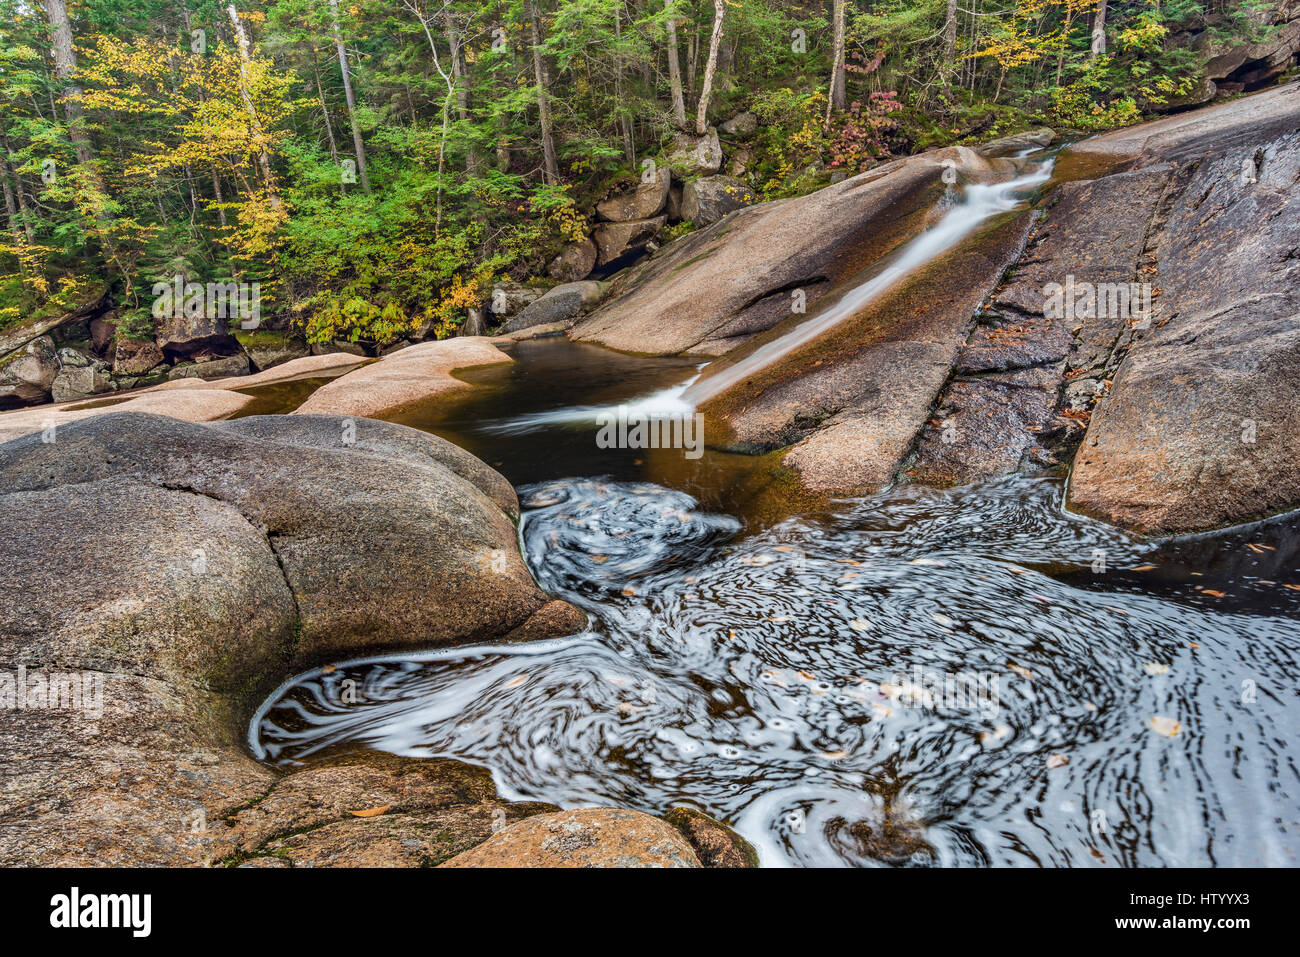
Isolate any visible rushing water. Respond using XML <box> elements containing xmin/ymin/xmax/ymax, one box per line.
<box><xmin>253</xmin><ymin>338</ymin><xmax>1300</xmax><ymax>868</ymax></box>
<box><xmin>682</xmin><ymin>148</ymin><xmax>1055</xmax><ymax>405</ymax></box>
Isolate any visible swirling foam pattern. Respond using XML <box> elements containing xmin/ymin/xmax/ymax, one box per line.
<box><xmin>257</xmin><ymin>475</ymin><xmax>1300</xmax><ymax>867</ymax></box>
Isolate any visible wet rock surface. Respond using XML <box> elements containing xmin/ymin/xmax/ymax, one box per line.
<box><xmin>573</xmin><ymin>155</ymin><xmax>944</xmax><ymax>354</ymax></box>
<box><xmin>0</xmin><ymin>411</ymin><xmax>585</xmax><ymax>865</ymax></box>
<box><xmin>1069</xmin><ymin>124</ymin><xmax>1300</xmax><ymax>534</ymax></box>
<box><xmin>440</xmin><ymin>807</ymin><xmax>702</xmax><ymax>868</ymax></box>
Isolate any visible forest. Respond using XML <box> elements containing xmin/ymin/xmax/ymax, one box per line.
<box><xmin>0</xmin><ymin>0</ymin><xmax>1285</xmax><ymax>350</ymax></box>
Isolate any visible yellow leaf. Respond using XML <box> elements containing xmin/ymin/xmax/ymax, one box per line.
<box><xmin>349</xmin><ymin>804</ymin><xmax>391</xmax><ymax>818</ymax></box>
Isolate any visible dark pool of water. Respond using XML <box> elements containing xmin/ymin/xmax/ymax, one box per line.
<box><xmin>254</xmin><ymin>338</ymin><xmax>1300</xmax><ymax>867</ymax></box>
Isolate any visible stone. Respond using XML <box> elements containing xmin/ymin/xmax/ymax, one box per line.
<box><xmin>0</xmin><ymin>388</ymin><xmax>258</xmax><ymax>444</ymax></box>
<box><xmin>294</xmin><ymin>337</ymin><xmax>513</xmax><ymax>418</ymax></box>
<box><xmin>311</xmin><ymin>339</ymin><xmax>368</xmax><ymax>357</ymax></box>
<box><xmin>0</xmin><ymin>414</ymin><xmax>585</xmax><ymax>865</ymax></box>
<box><xmin>595</xmin><ymin>168</ymin><xmax>671</xmax><ymax>222</ymax></box>
<box><xmin>154</xmin><ymin>308</ymin><xmax>238</xmax><ymax>359</ymax></box>
<box><xmin>500</xmin><ymin>281</ymin><xmax>603</xmax><ymax>334</ymax></box>
<box><xmin>167</xmin><ymin>353</ymin><xmax>251</xmax><ymax>380</ymax></box>
<box><xmin>486</xmin><ymin>281</ymin><xmax>543</xmax><ymax>319</ymax></box>
<box><xmin>662</xmin><ymin>807</ymin><xmax>759</xmax><ymax>867</ymax></box>
<box><xmin>592</xmin><ymin>216</ymin><xmax>666</xmax><ymax>265</ymax></box>
<box><xmin>547</xmin><ymin>238</ymin><xmax>598</xmax><ymax>282</ymax></box>
<box><xmin>0</xmin><ymin>336</ymin><xmax>58</xmax><ymax>405</ymax></box>
<box><xmin>51</xmin><ymin>353</ymin><xmax>113</xmax><ymax>403</ymax></box>
<box><xmin>440</xmin><ymin>808</ymin><xmax>701</xmax><ymax>868</ymax></box>
<box><xmin>89</xmin><ymin>315</ymin><xmax>117</xmax><ymax>355</ymax></box>
<box><xmin>719</xmin><ymin>111</ymin><xmax>757</xmax><ymax>137</ymax></box>
<box><xmin>572</xmin><ymin>151</ymin><xmax>949</xmax><ymax>355</ymax></box>
<box><xmin>225</xmin><ymin>753</ymin><xmax>557</xmax><ymax>867</ymax></box>
<box><xmin>238</xmin><ymin>331</ymin><xmax>310</xmax><ymax>371</ymax></box>
<box><xmin>112</xmin><ymin>336</ymin><xmax>164</xmax><ymax>376</ymax></box>
<box><xmin>1068</xmin><ymin>122</ymin><xmax>1300</xmax><ymax>534</ymax></box>
<box><xmin>459</xmin><ymin>307</ymin><xmax>488</xmax><ymax>337</ymax></box>
<box><xmin>666</xmin><ymin>127</ymin><xmax>723</xmax><ymax>176</ymax></box>
<box><xmin>680</xmin><ymin>175</ymin><xmax>756</xmax><ymax>227</ymax></box>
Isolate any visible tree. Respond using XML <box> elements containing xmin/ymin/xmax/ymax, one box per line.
<box><xmin>665</xmin><ymin>0</ymin><xmax>687</xmax><ymax>128</ymax></box>
<box><xmin>1091</xmin><ymin>0</ymin><xmax>1109</xmax><ymax>57</ymax></box>
<box><xmin>328</xmin><ymin>0</ymin><xmax>371</xmax><ymax>191</ymax></box>
<box><xmin>826</xmin><ymin>0</ymin><xmax>847</xmax><ymax>126</ymax></box>
<box><xmin>695</xmin><ymin>0</ymin><xmax>725</xmax><ymax>135</ymax></box>
<box><xmin>527</xmin><ymin>0</ymin><xmax>559</xmax><ymax>184</ymax></box>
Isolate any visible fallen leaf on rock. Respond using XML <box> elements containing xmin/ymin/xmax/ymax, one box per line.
<box><xmin>1201</xmin><ymin>589</ymin><xmax>1226</xmax><ymax>598</ymax></box>
<box><xmin>348</xmin><ymin>805</ymin><xmax>391</xmax><ymax>818</ymax></box>
<box><xmin>1009</xmin><ymin>664</ymin><xmax>1035</xmax><ymax>681</ymax></box>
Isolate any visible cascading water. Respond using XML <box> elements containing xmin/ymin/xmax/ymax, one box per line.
<box><xmin>679</xmin><ymin>150</ymin><xmax>1056</xmax><ymax>407</ymax></box>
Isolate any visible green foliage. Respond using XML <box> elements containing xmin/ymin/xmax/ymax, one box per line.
<box><xmin>0</xmin><ymin>0</ymin><xmax>1280</xmax><ymax>345</ymax></box>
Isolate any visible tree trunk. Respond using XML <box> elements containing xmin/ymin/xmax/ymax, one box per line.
<box><xmin>527</xmin><ymin>1</ymin><xmax>560</xmax><ymax>184</ymax></box>
<box><xmin>42</xmin><ymin>0</ymin><xmax>96</xmax><ymax>169</ymax></box>
<box><xmin>943</xmin><ymin>0</ymin><xmax>959</xmax><ymax>65</ymax></box>
<box><xmin>1091</xmin><ymin>0</ymin><xmax>1108</xmax><ymax>58</ymax></box>
<box><xmin>665</xmin><ymin>1</ymin><xmax>688</xmax><ymax>128</ymax></box>
<box><xmin>695</xmin><ymin>0</ymin><xmax>725</xmax><ymax>135</ymax></box>
<box><xmin>826</xmin><ymin>0</ymin><xmax>847</xmax><ymax>126</ymax></box>
<box><xmin>312</xmin><ymin>54</ymin><xmax>340</xmax><ymax>166</ymax></box>
<box><xmin>227</xmin><ymin>3</ymin><xmax>282</xmax><ymax>203</ymax></box>
<box><xmin>329</xmin><ymin>0</ymin><xmax>371</xmax><ymax>192</ymax></box>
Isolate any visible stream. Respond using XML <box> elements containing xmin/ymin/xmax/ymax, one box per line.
<box><xmin>249</xmin><ymin>336</ymin><xmax>1300</xmax><ymax>867</ymax></box>
<box><xmin>250</xmin><ymin>151</ymin><xmax>1300</xmax><ymax>867</ymax></box>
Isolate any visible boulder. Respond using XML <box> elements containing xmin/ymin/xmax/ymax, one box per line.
<box><xmin>719</xmin><ymin>111</ymin><xmax>757</xmax><ymax>137</ymax></box>
<box><xmin>295</xmin><ymin>337</ymin><xmax>513</xmax><ymax>418</ymax></box>
<box><xmin>500</xmin><ymin>281</ymin><xmax>602</xmax><ymax>334</ymax></box>
<box><xmin>168</xmin><ymin>353</ymin><xmax>251</xmax><ymax>380</ymax></box>
<box><xmin>227</xmin><ymin>754</ymin><xmax>558</xmax><ymax>867</ymax></box>
<box><xmin>662</xmin><ymin>807</ymin><xmax>759</xmax><ymax>867</ymax></box>
<box><xmin>238</xmin><ymin>331</ymin><xmax>310</xmax><ymax>371</ymax></box>
<box><xmin>89</xmin><ymin>314</ymin><xmax>117</xmax><ymax>356</ymax></box>
<box><xmin>976</xmin><ymin>127</ymin><xmax>1056</xmax><ymax>156</ymax></box>
<box><xmin>311</xmin><ymin>339</ymin><xmax>368</xmax><ymax>357</ymax></box>
<box><xmin>1068</xmin><ymin>122</ymin><xmax>1300</xmax><ymax>534</ymax></box>
<box><xmin>440</xmin><ymin>808</ymin><xmax>701</xmax><ymax>868</ymax></box>
<box><xmin>666</xmin><ymin>127</ymin><xmax>723</xmax><ymax>176</ymax></box>
<box><xmin>547</xmin><ymin>238</ymin><xmax>599</xmax><ymax>282</ymax></box>
<box><xmin>728</xmin><ymin>147</ymin><xmax>752</xmax><ymax>177</ymax></box>
<box><xmin>112</xmin><ymin>336</ymin><xmax>164</xmax><ymax>376</ymax></box>
<box><xmin>592</xmin><ymin>216</ymin><xmax>666</xmax><ymax>265</ymax></box>
<box><xmin>573</xmin><ymin>152</ymin><xmax>948</xmax><ymax>355</ymax></box>
<box><xmin>154</xmin><ymin>310</ymin><xmax>238</xmax><ymax>359</ymax></box>
<box><xmin>459</xmin><ymin>306</ymin><xmax>488</xmax><ymax>337</ymax></box>
<box><xmin>595</xmin><ymin>168</ymin><xmax>671</xmax><ymax>222</ymax></box>
<box><xmin>680</xmin><ymin>175</ymin><xmax>756</xmax><ymax>226</ymax></box>
<box><xmin>486</xmin><ymin>281</ymin><xmax>543</xmax><ymax>320</ymax></box>
<box><xmin>0</xmin><ymin>336</ymin><xmax>57</xmax><ymax>405</ymax></box>
<box><xmin>50</xmin><ymin>350</ymin><xmax>113</xmax><ymax>403</ymax></box>
<box><xmin>0</xmin><ymin>412</ymin><xmax>585</xmax><ymax>865</ymax></box>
